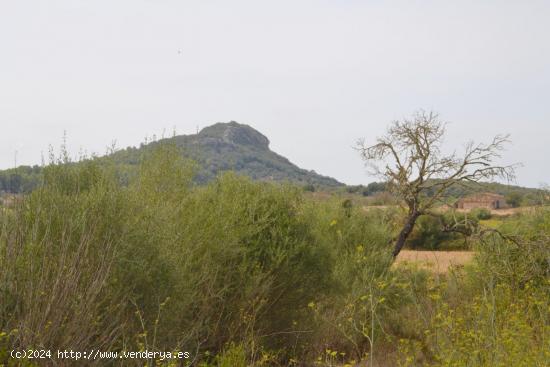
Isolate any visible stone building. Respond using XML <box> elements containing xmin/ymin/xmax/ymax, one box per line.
<box><xmin>455</xmin><ymin>192</ymin><xmax>507</xmax><ymax>210</ymax></box>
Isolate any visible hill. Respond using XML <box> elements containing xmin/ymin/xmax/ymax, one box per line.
<box><xmin>0</xmin><ymin>121</ymin><xmax>343</xmax><ymax>193</ymax></box>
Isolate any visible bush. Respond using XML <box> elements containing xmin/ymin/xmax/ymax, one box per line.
<box><xmin>471</xmin><ymin>207</ymin><xmax>492</xmax><ymax>220</ymax></box>
<box><xmin>407</xmin><ymin>211</ymin><xmax>477</xmax><ymax>250</ymax></box>
<box><xmin>301</xmin><ymin>201</ymin><xmax>395</xmax><ymax>360</ymax></box>
<box><xmin>0</xmin><ymin>159</ymin><xmax>127</xmax><ymax>354</ymax></box>
<box><xmin>0</xmin><ymin>143</ymin><xmax>345</xmax><ymax>365</ymax></box>
<box><xmin>303</xmin><ymin>183</ymin><xmax>315</xmax><ymax>192</ymax></box>
<box><xmin>505</xmin><ymin>191</ymin><xmax>524</xmax><ymax>208</ymax></box>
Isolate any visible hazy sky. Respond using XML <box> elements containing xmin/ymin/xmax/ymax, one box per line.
<box><xmin>1</xmin><ymin>0</ymin><xmax>549</xmax><ymax>187</ymax></box>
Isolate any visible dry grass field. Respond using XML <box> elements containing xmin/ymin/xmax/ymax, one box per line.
<box><xmin>394</xmin><ymin>250</ymin><xmax>474</xmax><ymax>273</ymax></box>
<box><xmin>446</xmin><ymin>205</ymin><xmax>536</xmax><ymax>216</ymax></box>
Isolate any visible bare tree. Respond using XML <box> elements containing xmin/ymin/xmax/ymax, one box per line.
<box><xmin>356</xmin><ymin>111</ymin><xmax>517</xmax><ymax>258</ymax></box>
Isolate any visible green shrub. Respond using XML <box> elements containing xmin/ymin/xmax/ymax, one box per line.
<box><xmin>407</xmin><ymin>211</ymin><xmax>479</xmax><ymax>250</ymax></box>
<box><xmin>471</xmin><ymin>207</ymin><xmax>492</xmax><ymax>220</ymax></box>
<box><xmin>505</xmin><ymin>191</ymin><xmax>524</xmax><ymax>208</ymax></box>
<box><xmin>301</xmin><ymin>201</ymin><xmax>396</xmax><ymax>360</ymax></box>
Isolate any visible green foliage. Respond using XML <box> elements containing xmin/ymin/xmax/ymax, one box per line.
<box><xmin>408</xmin><ymin>212</ymin><xmax>478</xmax><ymax>250</ymax></box>
<box><xmin>430</xmin><ymin>286</ymin><xmax>549</xmax><ymax>366</ymax></box>
<box><xmin>408</xmin><ymin>215</ymin><xmax>446</xmax><ymax>250</ymax></box>
<box><xmin>213</xmin><ymin>344</ymin><xmax>247</xmax><ymax>367</ymax></box>
<box><xmin>1</xmin><ymin>140</ymin><xmax>548</xmax><ymax>366</ymax></box>
<box><xmin>477</xmin><ymin>208</ymin><xmax>550</xmax><ymax>287</ymax></box>
<box><xmin>345</xmin><ymin>182</ymin><xmax>387</xmax><ymax>196</ymax></box>
<box><xmin>302</xmin><ymin>201</ymin><xmax>396</xmax><ymax>360</ymax></box>
<box><xmin>303</xmin><ymin>183</ymin><xmax>316</xmax><ymax>192</ymax></box>
<box><xmin>0</xmin><ymin>142</ymin><xmax>348</xmax><ymax>365</ymax></box>
<box><xmin>470</xmin><ymin>207</ymin><xmax>492</xmax><ymax>220</ymax></box>
<box><xmin>505</xmin><ymin>190</ymin><xmax>524</xmax><ymax>208</ymax></box>
<box><xmin>0</xmin><ymin>166</ymin><xmax>42</xmax><ymax>193</ymax></box>
<box><xmin>424</xmin><ymin>179</ymin><xmax>543</xmax><ymax>204</ymax></box>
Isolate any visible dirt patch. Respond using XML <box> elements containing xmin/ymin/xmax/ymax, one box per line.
<box><xmin>489</xmin><ymin>206</ymin><xmax>536</xmax><ymax>216</ymax></box>
<box><xmin>394</xmin><ymin>250</ymin><xmax>474</xmax><ymax>273</ymax></box>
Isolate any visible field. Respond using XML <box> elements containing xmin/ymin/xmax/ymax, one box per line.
<box><xmin>455</xmin><ymin>206</ymin><xmax>536</xmax><ymax>216</ymax></box>
<box><xmin>394</xmin><ymin>250</ymin><xmax>474</xmax><ymax>273</ymax></box>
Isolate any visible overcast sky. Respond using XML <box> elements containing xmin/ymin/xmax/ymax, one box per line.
<box><xmin>1</xmin><ymin>0</ymin><xmax>549</xmax><ymax>187</ymax></box>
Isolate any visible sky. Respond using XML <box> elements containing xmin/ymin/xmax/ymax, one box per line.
<box><xmin>1</xmin><ymin>0</ymin><xmax>549</xmax><ymax>187</ymax></box>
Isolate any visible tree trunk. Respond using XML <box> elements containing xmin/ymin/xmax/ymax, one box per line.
<box><xmin>392</xmin><ymin>212</ymin><xmax>420</xmax><ymax>258</ymax></box>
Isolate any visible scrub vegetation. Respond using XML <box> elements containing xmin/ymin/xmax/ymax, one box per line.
<box><xmin>0</xmin><ymin>142</ymin><xmax>548</xmax><ymax>366</ymax></box>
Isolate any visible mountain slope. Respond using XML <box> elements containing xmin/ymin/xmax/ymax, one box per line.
<box><xmin>133</xmin><ymin>121</ymin><xmax>342</xmax><ymax>186</ymax></box>
<box><xmin>174</xmin><ymin>121</ymin><xmax>341</xmax><ymax>185</ymax></box>
<box><xmin>0</xmin><ymin>121</ymin><xmax>343</xmax><ymax>193</ymax></box>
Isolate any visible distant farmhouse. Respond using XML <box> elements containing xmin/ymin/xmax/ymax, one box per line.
<box><xmin>455</xmin><ymin>192</ymin><xmax>508</xmax><ymax>210</ymax></box>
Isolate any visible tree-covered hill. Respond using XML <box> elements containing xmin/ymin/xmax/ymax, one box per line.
<box><xmin>0</xmin><ymin>121</ymin><xmax>343</xmax><ymax>193</ymax></box>
<box><xmin>137</xmin><ymin>121</ymin><xmax>342</xmax><ymax>186</ymax></box>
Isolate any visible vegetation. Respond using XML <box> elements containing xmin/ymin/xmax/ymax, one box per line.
<box><xmin>0</xmin><ymin>166</ymin><xmax>42</xmax><ymax>193</ymax></box>
<box><xmin>0</xmin><ymin>143</ymin><xmax>392</xmax><ymax>365</ymax></box>
<box><xmin>343</xmin><ymin>181</ymin><xmax>543</xmax><ymax>208</ymax></box>
<box><xmin>505</xmin><ymin>191</ymin><xmax>524</xmax><ymax>207</ymax></box>
<box><xmin>435</xmin><ymin>182</ymin><xmax>542</xmax><ymax>204</ymax></box>
<box><xmin>345</xmin><ymin>182</ymin><xmax>387</xmax><ymax>197</ymax></box>
<box><xmin>0</xmin><ymin>137</ymin><xmax>548</xmax><ymax>366</ymax></box>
